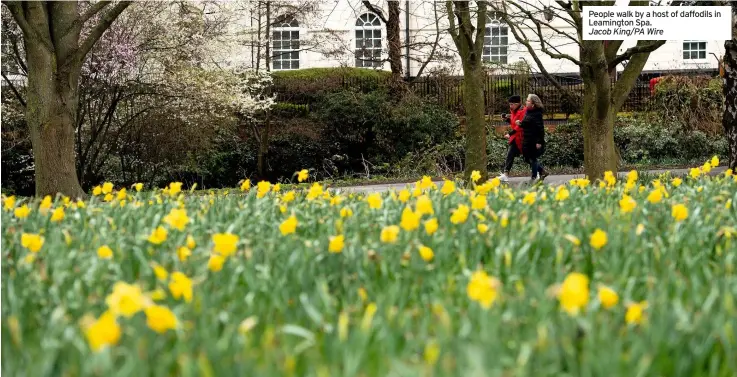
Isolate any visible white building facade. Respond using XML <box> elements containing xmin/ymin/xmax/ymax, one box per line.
<box><xmin>225</xmin><ymin>0</ymin><xmax>724</xmax><ymax>77</ymax></box>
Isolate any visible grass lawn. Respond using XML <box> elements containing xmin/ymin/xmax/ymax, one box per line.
<box><xmin>2</xmin><ymin>158</ymin><xmax>736</xmax><ymax>376</ymax></box>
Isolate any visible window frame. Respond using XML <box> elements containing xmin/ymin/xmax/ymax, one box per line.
<box><xmin>681</xmin><ymin>40</ymin><xmax>708</xmax><ymax>63</ymax></box>
<box><xmin>354</xmin><ymin>12</ymin><xmax>383</xmax><ymax>68</ymax></box>
<box><xmin>483</xmin><ymin>12</ymin><xmax>509</xmax><ymax>64</ymax></box>
<box><xmin>271</xmin><ymin>16</ymin><xmax>301</xmax><ymax>71</ymax></box>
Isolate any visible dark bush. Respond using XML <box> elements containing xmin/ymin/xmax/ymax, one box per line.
<box><xmin>650</xmin><ymin>75</ymin><xmax>723</xmax><ymax>135</ymax></box>
<box><xmin>272</xmin><ymin>67</ymin><xmax>390</xmax><ymax>105</ymax></box>
<box><xmin>313</xmin><ymin>89</ymin><xmax>458</xmax><ymax>173</ymax></box>
<box><xmin>542</xmin><ymin>121</ymin><xmax>585</xmax><ymax>168</ymax></box>
<box><xmin>1</xmin><ymin>93</ymin><xmax>34</xmax><ymax>196</ymax></box>
<box><xmin>613</xmin><ymin>117</ymin><xmax>680</xmax><ymax>163</ymax></box>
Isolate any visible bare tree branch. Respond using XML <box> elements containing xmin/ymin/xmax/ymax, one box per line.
<box><xmin>3</xmin><ymin>1</ymin><xmax>54</xmax><ymax>52</ymax></box>
<box><xmin>445</xmin><ymin>1</ymin><xmax>461</xmax><ymax>50</ymax></box>
<box><xmin>80</xmin><ymin>1</ymin><xmax>112</xmax><ymax>24</ymax></box>
<box><xmin>605</xmin><ymin>41</ymin><xmax>623</xmax><ymax>62</ymax></box>
<box><xmin>76</xmin><ymin>1</ymin><xmax>132</xmax><ymax>64</ymax></box>
<box><xmin>496</xmin><ymin>1</ymin><xmax>573</xmax><ymax>96</ymax></box>
<box><xmin>501</xmin><ymin>0</ymin><xmax>582</xmax><ymax>64</ymax></box>
<box><xmin>608</xmin><ymin>41</ymin><xmax>666</xmax><ymax>70</ymax></box>
<box><xmin>610</xmin><ymin>50</ymin><xmax>650</xmax><ymax>114</ymax></box>
<box><xmin>473</xmin><ymin>1</ymin><xmax>487</xmax><ymax>57</ymax></box>
<box><xmin>454</xmin><ymin>1</ymin><xmax>475</xmax><ymax>54</ymax></box>
<box><xmin>2</xmin><ymin>71</ymin><xmax>26</xmax><ymax>107</ymax></box>
<box><xmin>413</xmin><ymin>1</ymin><xmax>441</xmax><ymax>80</ymax></box>
<box><xmin>361</xmin><ymin>1</ymin><xmax>387</xmax><ymax>23</ymax></box>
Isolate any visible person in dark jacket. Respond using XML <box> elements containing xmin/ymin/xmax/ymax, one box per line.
<box><xmin>515</xmin><ymin>94</ymin><xmax>549</xmax><ymax>182</ymax></box>
<box><xmin>498</xmin><ymin>95</ymin><xmax>526</xmax><ymax>182</ymax></box>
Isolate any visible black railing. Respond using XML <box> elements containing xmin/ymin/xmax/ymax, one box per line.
<box><xmin>271</xmin><ymin>68</ymin><xmax>719</xmax><ymax>117</ymax></box>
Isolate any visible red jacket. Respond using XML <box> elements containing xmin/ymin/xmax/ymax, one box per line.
<box><xmin>508</xmin><ymin>106</ymin><xmax>526</xmax><ymax>151</ymax></box>
<box><xmin>649</xmin><ymin>77</ymin><xmax>662</xmax><ymax>96</ymax></box>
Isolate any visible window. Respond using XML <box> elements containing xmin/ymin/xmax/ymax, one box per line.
<box><xmin>483</xmin><ymin>12</ymin><xmax>508</xmax><ymax>64</ymax></box>
<box><xmin>272</xmin><ymin>16</ymin><xmax>300</xmax><ymax>70</ymax></box>
<box><xmin>682</xmin><ymin>41</ymin><xmax>706</xmax><ymax>60</ymax></box>
<box><xmin>355</xmin><ymin>13</ymin><xmax>382</xmax><ymax>68</ymax></box>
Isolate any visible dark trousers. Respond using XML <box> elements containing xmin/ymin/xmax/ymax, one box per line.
<box><xmin>526</xmin><ymin>157</ymin><xmax>544</xmax><ymax>178</ymax></box>
<box><xmin>524</xmin><ymin>146</ymin><xmax>545</xmax><ymax>179</ymax></box>
<box><xmin>502</xmin><ymin>143</ymin><xmax>521</xmax><ymax>173</ymax></box>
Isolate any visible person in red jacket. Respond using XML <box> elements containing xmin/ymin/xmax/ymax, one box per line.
<box><xmin>498</xmin><ymin>95</ymin><xmax>526</xmax><ymax>182</ymax></box>
<box><xmin>649</xmin><ymin>77</ymin><xmax>662</xmax><ymax>96</ymax></box>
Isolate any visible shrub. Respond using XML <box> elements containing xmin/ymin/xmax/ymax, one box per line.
<box><xmin>613</xmin><ymin>117</ymin><xmax>681</xmax><ymax>163</ymax></box>
<box><xmin>1</xmin><ymin>95</ymin><xmax>34</xmax><ymax>196</ymax></box>
<box><xmin>650</xmin><ymin>75</ymin><xmax>723</xmax><ymax>135</ymax></box>
<box><xmin>313</xmin><ymin>90</ymin><xmax>458</xmax><ymax>174</ymax></box>
<box><xmin>271</xmin><ymin>102</ymin><xmax>309</xmax><ymax>118</ymax></box>
<box><xmin>542</xmin><ymin>121</ymin><xmax>585</xmax><ymax>168</ymax></box>
<box><xmin>272</xmin><ymin>67</ymin><xmax>390</xmax><ymax>105</ymax></box>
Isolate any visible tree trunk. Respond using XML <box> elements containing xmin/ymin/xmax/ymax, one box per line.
<box><xmin>580</xmin><ymin>42</ymin><xmax>617</xmax><ymax>181</ymax></box>
<box><xmin>463</xmin><ymin>64</ymin><xmax>487</xmax><ymax>181</ymax></box>
<box><xmin>725</xmin><ymin>3</ymin><xmax>737</xmax><ymax>170</ymax></box>
<box><xmin>25</xmin><ymin>36</ymin><xmax>86</xmax><ymax>199</ymax></box>
<box><xmin>257</xmin><ymin>118</ymin><xmax>271</xmax><ymax>180</ymax></box>
<box><xmin>386</xmin><ymin>1</ymin><xmax>406</xmax><ymax>97</ymax></box>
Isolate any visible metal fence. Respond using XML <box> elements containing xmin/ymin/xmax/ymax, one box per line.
<box><xmin>272</xmin><ymin>68</ymin><xmax>719</xmax><ymax>118</ymax></box>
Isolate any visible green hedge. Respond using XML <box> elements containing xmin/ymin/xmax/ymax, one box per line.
<box><xmin>272</xmin><ymin>67</ymin><xmax>391</xmax><ymax>81</ymax></box>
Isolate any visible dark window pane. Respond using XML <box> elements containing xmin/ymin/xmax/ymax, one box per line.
<box><xmin>491</xmin><ymin>47</ymin><xmax>499</xmax><ymax>55</ymax></box>
<box><xmin>372</xmin><ymin>49</ymin><xmax>381</xmax><ymax>57</ymax></box>
<box><xmin>492</xmin><ymin>28</ymin><xmax>499</xmax><ymax>36</ymax></box>
<box><xmin>501</xmin><ymin>27</ymin><xmax>508</xmax><ymax>36</ymax></box>
<box><xmin>692</xmin><ymin>42</ymin><xmax>699</xmax><ymax>50</ymax></box>
<box><xmin>682</xmin><ymin>42</ymin><xmax>688</xmax><ymax>50</ymax></box>
<box><xmin>291</xmin><ymin>51</ymin><xmax>299</xmax><ymax>59</ymax></box>
<box><xmin>492</xmin><ymin>36</ymin><xmax>499</xmax><ymax>45</ymax></box>
<box><xmin>683</xmin><ymin>51</ymin><xmax>689</xmax><ymax>59</ymax></box>
<box><xmin>501</xmin><ymin>37</ymin><xmax>508</xmax><ymax>45</ymax></box>
<box><xmin>273</xmin><ymin>31</ymin><xmax>280</xmax><ymax>40</ymax></box>
<box><xmin>273</xmin><ymin>61</ymin><xmax>282</xmax><ymax>70</ymax></box>
<box><xmin>485</xmin><ymin>28</ymin><xmax>491</xmax><ymax>36</ymax></box>
<box><xmin>356</xmin><ymin>30</ymin><xmax>363</xmax><ymax>39</ymax></box>
<box><xmin>372</xmin><ymin>17</ymin><xmax>381</xmax><ymax>26</ymax></box>
<box><xmin>356</xmin><ymin>18</ymin><xmax>363</xmax><ymax>26</ymax></box>
<box><xmin>699</xmin><ymin>42</ymin><xmax>706</xmax><ymax>49</ymax></box>
<box><xmin>484</xmin><ymin>37</ymin><xmax>491</xmax><ymax>45</ymax></box>
<box><xmin>291</xmin><ymin>31</ymin><xmax>299</xmax><ymax>39</ymax></box>
<box><xmin>483</xmin><ymin>47</ymin><xmax>490</xmax><ymax>55</ymax></box>
<box><xmin>291</xmin><ymin>40</ymin><xmax>300</xmax><ymax>49</ymax></box>
<box><xmin>501</xmin><ymin>47</ymin><xmax>508</xmax><ymax>55</ymax></box>
<box><xmin>691</xmin><ymin>51</ymin><xmax>698</xmax><ymax>59</ymax></box>
<box><xmin>501</xmin><ymin>56</ymin><xmax>508</xmax><ymax>64</ymax></box>
<box><xmin>699</xmin><ymin>51</ymin><xmax>706</xmax><ymax>59</ymax></box>
<box><xmin>293</xmin><ymin>61</ymin><xmax>300</xmax><ymax>69</ymax></box>
<box><xmin>373</xmin><ymin>30</ymin><xmax>381</xmax><ymax>38</ymax></box>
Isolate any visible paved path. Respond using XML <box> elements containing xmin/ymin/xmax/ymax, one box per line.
<box><xmin>335</xmin><ymin>167</ymin><xmax>728</xmax><ymax>194</ymax></box>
